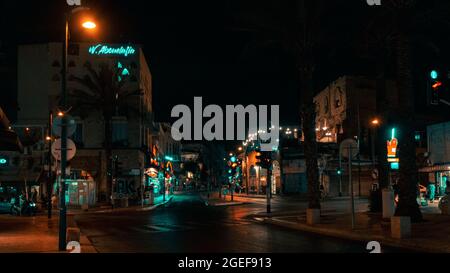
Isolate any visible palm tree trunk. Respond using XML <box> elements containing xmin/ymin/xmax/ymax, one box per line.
<box><xmin>375</xmin><ymin>55</ymin><xmax>390</xmax><ymax>191</ymax></box>
<box><xmin>394</xmin><ymin>27</ymin><xmax>422</xmax><ymax>222</ymax></box>
<box><xmin>300</xmin><ymin>66</ymin><xmax>320</xmax><ymax>210</ymax></box>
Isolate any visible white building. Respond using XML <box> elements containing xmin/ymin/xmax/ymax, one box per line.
<box><xmin>12</xmin><ymin>42</ymin><xmax>153</xmax><ymax>205</ymax></box>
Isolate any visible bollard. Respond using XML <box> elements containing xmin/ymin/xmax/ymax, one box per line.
<box><xmin>391</xmin><ymin>216</ymin><xmax>411</xmax><ymax>239</ymax></box>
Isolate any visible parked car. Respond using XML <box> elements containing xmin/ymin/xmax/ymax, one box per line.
<box><xmin>0</xmin><ymin>197</ymin><xmax>13</xmax><ymax>214</ymax></box>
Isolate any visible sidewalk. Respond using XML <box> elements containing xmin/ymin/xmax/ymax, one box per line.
<box><xmin>256</xmin><ymin>209</ymin><xmax>450</xmax><ymax>253</ymax></box>
<box><xmin>70</xmin><ymin>194</ymin><xmax>174</xmax><ymax>215</ymax></box>
<box><xmin>0</xmin><ymin>214</ymin><xmax>97</xmax><ymax>253</ymax></box>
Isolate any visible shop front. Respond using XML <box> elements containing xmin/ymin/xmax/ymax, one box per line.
<box><xmin>419</xmin><ymin>164</ymin><xmax>450</xmax><ymax>199</ymax></box>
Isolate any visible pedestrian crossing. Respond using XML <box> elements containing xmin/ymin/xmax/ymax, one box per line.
<box><xmin>123</xmin><ymin>219</ymin><xmax>253</xmax><ymax>234</ymax></box>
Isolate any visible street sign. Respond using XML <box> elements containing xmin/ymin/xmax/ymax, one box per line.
<box><xmin>51</xmin><ymin>139</ymin><xmax>77</xmax><ymax>161</ymax></box>
<box><xmin>66</xmin><ymin>0</ymin><xmax>82</xmax><ymax>6</ymax></box>
<box><xmin>52</xmin><ymin>115</ymin><xmax>77</xmax><ymax>137</ymax></box>
<box><xmin>340</xmin><ymin>138</ymin><xmax>358</xmax><ymax>159</ymax></box>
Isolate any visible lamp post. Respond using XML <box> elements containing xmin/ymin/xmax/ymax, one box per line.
<box><xmin>370</xmin><ymin>118</ymin><xmax>380</xmax><ymax>169</ymax></box>
<box><xmin>58</xmin><ymin>7</ymin><xmax>96</xmax><ymax>251</ymax></box>
<box><xmin>47</xmin><ymin>111</ymin><xmax>53</xmax><ymax>219</ymax></box>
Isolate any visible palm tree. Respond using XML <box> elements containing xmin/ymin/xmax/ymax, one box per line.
<box><xmin>230</xmin><ymin>0</ymin><xmax>362</xmax><ymax>209</ymax></box>
<box><xmin>361</xmin><ymin>0</ymin><xmax>450</xmax><ymax>220</ymax></box>
<box><xmin>389</xmin><ymin>0</ymin><xmax>423</xmax><ymax>222</ymax></box>
<box><xmin>68</xmin><ymin>61</ymin><xmax>142</xmax><ymax>203</ymax></box>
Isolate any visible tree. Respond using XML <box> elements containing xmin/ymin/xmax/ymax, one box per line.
<box><xmin>390</xmin><ymin>0</ymin><xmax>422</xmax><ymax>222</ymax></box>
<box><xmin>361</xmin><ymin>0</ymin><xmax>450</xmax><ymax>220</ymax></box>
<box><xmin>230</xmin><ymin>0</ymin><xmax>360</xmax><ymax>209</ymax></box>
<box><xmin>68</xmin><ymin>62</ymin><xmax>141</xmax><ymax>202</ymax></box>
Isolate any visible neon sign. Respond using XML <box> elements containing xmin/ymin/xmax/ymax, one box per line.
<box><xmin>387</xmin><ymin>127</ymin><xmax>399</xmax><ymax>170</ymax></box>
<box><xmin>88</xmin><ymin>44</ymin><xmax>136</xmax><ymax>57</ymax></box>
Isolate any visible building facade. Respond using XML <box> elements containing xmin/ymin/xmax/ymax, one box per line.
<box><xmin>12</xmin><ymin>42</ymin><xmax>153</xmax><ymax>206</ymax></box>
<box><xmin>420</xmin><ymin>122</ymin><xmax>450</xmax><ymax>196</ymax></box>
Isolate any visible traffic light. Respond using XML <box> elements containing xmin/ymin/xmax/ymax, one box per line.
<box><xmin>336</xmin><ymin>168</ymin><xmax>342</xmax><ymax>175</ymax></box>
<box><xmin>429</xmin><ymin>69</ymin><xmax>443</xmax><ymax>105</ymax></box>
<box><xmin>0</xmin><ymin>156</ymin><xmax>8</xmax><ymax>167</ymax></box>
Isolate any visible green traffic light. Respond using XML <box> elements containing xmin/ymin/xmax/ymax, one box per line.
<box><xmin>230</xmin><ymin>156</ymin><xmax>237</xmax><ymax>163</ymax></box>
<box><xmin>431</xmin><ymin>70</ymin><xmax>438</xmax><ymax>80</ymax></box>
<box><xmin>0</xmin><ymin>158</ymin><xmax>7</xmax><ymax>165</ymax></box>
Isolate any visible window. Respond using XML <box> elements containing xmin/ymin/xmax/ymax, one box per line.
<box><xmin>72</xmin><ymin>123</ymin><xmax>84</xmax><ymax>147</ymax></box>
<box><xmin>68</xmin><ymin>43</ymin><xmax>80</xmax><ymax>56</ymax></box>
<box><xmin>324</xmin><ymin>96</ymin><xmax>329</xmax><ymax>114</ymax></box>
<box><xmin>335</xmin><ymin>87</ymin><xmax>343</xmax><ymax>108</ymax></box>
<box><xmin>112</xmin><ymin>117</ymin><xmax>128</xmax><ymax>147</ymax></box>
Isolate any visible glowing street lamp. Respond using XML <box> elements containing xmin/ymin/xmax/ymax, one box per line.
<box><xmin>371</xmin><ymin>118</ymin><xmax>380</xmax><ymax>126</ymax></box>
<box><xmin>82</xmin><ymin>20</ymin><xmax>96</xmax><ymax>29</ymax></box>
<box><xmin>58</xmin><ymin>5</ymin><xmax>98</xmax><ymax>252</ymax></box>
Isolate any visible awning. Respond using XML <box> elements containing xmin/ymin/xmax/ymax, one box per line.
<box><xmin>419</xmin><ymin>164</ymin><xmax>450</xmax><ymax>173</ymax></box>
<box><xmin>0</xmin><ymin>129</ymin><xmax>23</xmax><ymax>152</ymax></box>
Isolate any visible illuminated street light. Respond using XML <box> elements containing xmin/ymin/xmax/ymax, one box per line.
<box><xmin>371</xmin><ymin>118</ymin><xmax>380</xmax><ymax>126</ymax></box>
<box><xmin>82</xmin><ymin>20</ymin><xmax>96</xmax><ymax>29</ymax></box>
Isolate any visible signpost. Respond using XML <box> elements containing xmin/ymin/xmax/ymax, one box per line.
<box><xmin>52</xmin><ymin>115</ymin><xmax>77</xmax><ymax>138</ymax></box>
<box><xmin>51</xmin><ymin>139</ymin><xmax>77</xmax><ymax>161</ymax></box>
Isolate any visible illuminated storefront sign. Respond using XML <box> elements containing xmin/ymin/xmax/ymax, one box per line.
<box><xmin>88</xmin><ymin>44</ymin><xmax>136</xmax><ymax>57</ymax></box>
<box><xmin>387</xmin><ymin>128</ymin><xmax>399</xmax><ymax>170</ymax></box>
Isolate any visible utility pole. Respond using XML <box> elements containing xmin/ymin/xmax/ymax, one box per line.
<box><xmin>357</xmin><ymin>96</ymin><xmax>362</xmax><ymax>197</ymax></box>
<box><xmin>349</xmin><ymin>148</ymin><xmax>355</xmax><ymax>230</ymax></box>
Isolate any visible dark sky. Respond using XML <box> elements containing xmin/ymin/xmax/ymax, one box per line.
<box><xmin>1</xmin><ymin>0</ymin><xmax>450</xmax><ymax>124</ymax></box>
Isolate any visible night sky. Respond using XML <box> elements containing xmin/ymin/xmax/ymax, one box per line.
<box><xmin>1</xmin><ymin>0</ymin><xmax>449</xmax><ymax>124</ymax></box>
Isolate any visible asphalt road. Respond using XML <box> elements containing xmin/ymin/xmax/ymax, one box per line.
<box><xmin>75</xmin><ymin>193</ymin><xmax>405</xmax><ymax>253</ymax></box>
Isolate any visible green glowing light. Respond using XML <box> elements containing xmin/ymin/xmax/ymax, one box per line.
<box><xmin>0</xmin><ymin>158</ymin><xmax>7</xmax><ymax>165</ymax></box>
<box><xmin>89</xmin><ymin>44</ymin><xmax>136</xmax><ymax>57</ymax></box>
<box><xmin>390</xmin><ymin>162</ymin><xmax>399</xmax><ymax>170</ymax></box>
<box><xmin>431</xmin><ymin>70</ymin><xmax>438</xmax><ymax>80</ymax></box>
<box><xmin>122</xmin><ymin>68</ymin><xmax>130</xmax><ymax>76</ymax></box>
<box><xmin>230</xmin><ymin>156</ymin><xmax>237</xmax><ymax>163</ymax></box>
<box><xmin>391</xmin><ymin>128</ymin><xmax>396</xmax><ymax>140</ymax></box>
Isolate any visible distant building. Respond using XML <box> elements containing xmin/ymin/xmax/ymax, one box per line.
<box><xmin>13</xmin><ymin>42</ymin><xmax>153</xmax><ymax>206</ymax></box>
<box><xmin>419</xmin><ymin>122</ymin><xmax>450</xmax><ymax>197</ymax></box>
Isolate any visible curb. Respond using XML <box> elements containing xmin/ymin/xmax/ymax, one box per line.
<box><xmin>205</xmin><ymin>201</ymin><xmax>247</xmax><ymax>207</ymax></box>
<box><xmin>260</xmin><ymin>217</ymin><xmax>449</xmax><ymax>253</ymax></box>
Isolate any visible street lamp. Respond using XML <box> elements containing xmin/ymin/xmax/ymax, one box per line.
<box><xmin>370</xmin><ymin>118</ymin><xmax>381</xmax><ymax>169</ymax></box>
<box><xmin>58</xmin><ymin>6</ymin><xmax>97</xmax><ymax>251</ymax></box>
<box><xmin>82</xmin><ymin>20</ymin><xmax>96</xmax><ymax>29</ymax></box>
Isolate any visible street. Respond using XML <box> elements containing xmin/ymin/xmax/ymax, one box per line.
<box><xmin>75</xmin><ymin>193</ymin><xmax>405</xmax><ymax>253</ymax></box>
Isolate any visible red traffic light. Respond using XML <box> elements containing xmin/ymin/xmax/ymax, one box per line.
<box><xmin>432</xmin><ymin>81</ymin><xmax>442</xmax><ymax>89</ymax></box>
